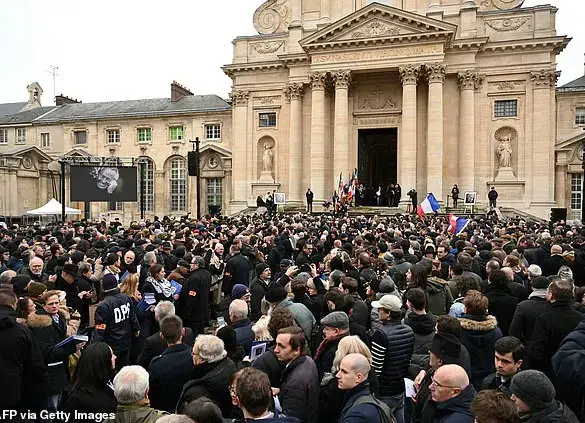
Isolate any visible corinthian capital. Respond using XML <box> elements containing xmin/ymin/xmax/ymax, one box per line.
<box><xmin>457</xmin><ymin>70</ymin><xmax>484</xmax><ymax>90</ymax></box>
<box><xmin>425</xmin><ymin>63</ymin><xmax>446</xmax><ymax>84</ymax></box>
<box><xmin>332</xmin><ymin>70</ymin><xmax>352</xmax><ymax>89</ymax></box>
<box><xmin>310</xmin><ymin>72</ymin><xmax>326</xmax><ymax>90</ymax></box>
<box><xmin>232</xmin><ymin>90</ymin><xmax>250</xmax><ymax>106</ymax></box>
<box><xmin>284</xmin><ymin>82</ymin><xmax>305</xmax><ymax>102</ymax></box>
<box><xmin>399</xmin><ymin>65</ymin><xmax>421</xmax><ymax>86</ymax></box>
<box><xmin>531</xmin><ymin>70</ymin><xmax>560</xmax><ymax>89</ymax></box>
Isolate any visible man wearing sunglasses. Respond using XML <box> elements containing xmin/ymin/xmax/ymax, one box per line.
<box><xmin>422</xmin><ymin>364</ymin><xmax>476</xmax><ymax>423</ymax></box>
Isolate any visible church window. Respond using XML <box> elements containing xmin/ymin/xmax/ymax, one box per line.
<box><xmin>570</xmin><ymin>174</ymin><xmax>583</xmax><ymax>220</ymax></box>
<box><xmin>259</xmin><ymin>112</ymin><xmax>277</xmax><ymax>128</ymax></box>
<box><xmin>575</xmin><ymin>108</ymin><xmax>585</xmax><ymax>125</ymax></box>
<box><xmin>169</xmin><ymin>126</ymin><xmax>184</xmax><ymax>141</ymax></box>
<box><xmin>16</xmin><ymin>128</ymin><xmax>26</xmax><ymax>144</ymax></box>
<box><xmin>170</xmin><ymin>157</ymin><xmax>186</xmax><ymax>212</ymax></box>
<box><xmin>206</xmin><ymin>178</ymin><xmax>222</xmax><ymax>213</ymax></box>
<box><xmin>137</xmin><ymin>128</ymin><xmax>152</xmax><ymax>143</ymax></box>
<box><xmin>40</xmin><ymin>133</ymin><xmax>50</xmax><ymax>148</ymax></box>
<box><xmin>139</xmin><ymin>158</ymin><xmax>155</xmax><ymax>212</ymax></box>
<box><xmin>107</xmin><ymin>129</ymin><xmax>120</xmax><ymax>144</ymax></box>
<box><xmin>205</xmin><ymin>124</ymin><xmax>221</xmax><ymax>140</ymax></box>
<box><xmin>494</xmin><ymin>100</ymin><xmax>517</xmax><ymax>118</ymax></box>
<box><xmin>74</xmin><ymin>130</ymin><xmax>87</xmax><ymax>145</ymax></box>
<box><xmin>0</xmin><ymin>129</ymin><xmax>7</xmax><ymax>145</ymax></box>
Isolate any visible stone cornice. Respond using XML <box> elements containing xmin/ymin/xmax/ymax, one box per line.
<box><xmin>283</xmin><ymin>83</ymin><xmax>305</xmax><ymax>102</ymax></box>
<box><xmin>222</xmin><ymin>61</ymin><xmax>286</xmax><ymax>78</ymax></box>
<box><xmin>399</xmin><ymin>65</ymin><xmax>421</xmax><ymax>86</ymax></box>
<box><xmin>278</xmin><ymin>53</ymin><xmax>310</xmax><ymax>65</ymax></box>
<box><xmin>481</xmin><ymin>36</ymin><xmax>570</xmax><ymax>55</ymax></box>
<box><xmin>448</xmin><ymin>37</ymin><xmax>489</xmax><ymax>52</ymax></box>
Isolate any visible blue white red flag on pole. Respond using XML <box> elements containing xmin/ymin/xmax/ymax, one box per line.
<box><xmin>417</xmin><ymin>193</ymin><xmax>440</xmax><ymax>217</ymax></box>
<box><xmin>448</xmin><ymin>213</ymin><xmax>469</xmax><ymax>235</ymax></box>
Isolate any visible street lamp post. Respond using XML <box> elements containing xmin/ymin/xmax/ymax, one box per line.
<box><xmin>190</xmin><ymin>137</ymin><xmax>201</xmax><ymax>219</ymax></box>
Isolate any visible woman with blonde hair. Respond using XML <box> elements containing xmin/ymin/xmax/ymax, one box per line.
<box><xmin>119</xmin><ymin>273</ymin><xmax>141</xmax><ymax>302</ymax></box>
<box><xmin>251</xmin><ymin>315</ymin><xmax>272</xmax><ymax>342</ymax></box>
<box><xmin>319</xmin><ymin>335</ymin><xmax>379</xmax><ymax>423</ymax></box>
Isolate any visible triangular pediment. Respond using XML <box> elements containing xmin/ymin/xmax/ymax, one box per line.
<box><xmin>300</xmin><ymin>2</ymin><xmax>456</xmax><ymax>49</ymax></box>
<box><xmin>1</xmin><ymin>146</ymin><xmax>53</xmax><ymax>163</ymax></box>
<box><xmin>200</xmin><ymin>144</ymin><xmax>231</xmax><ymax>158</ymax></box>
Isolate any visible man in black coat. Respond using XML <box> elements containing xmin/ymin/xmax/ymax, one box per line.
<box><xmin>314</xmin><ymin>311</ymin><xmax>350</xmax><ymax>382</ymax></box>
<box><xmin>306</xmin><ymin>188</ymin><xmax>314</xmax><ymax>213</ymax></box>
<box><xmin>148</xmin><ymin>315</ymin><xmax>194</xmax><ymax>413</ymax></box>
<box><xmin>480</xmin><ymin>336</ymin><xmax>524</xmax><ymax>394</ymax></box>
<box><xmin>178</xmin><ymin>256</ymin><xmax>211</xmax><ymax>335</ymax></box>
<box><xmin>0</xmin><ymin>289</ymin><xmax>47</xmax><ymax>412</ymax></box>
<box><xmin>55</xmin><ymin>263</ymin><xmax>82</xmax><ymax>313</ymax></box>
<box><xmin>250</xmin><ymin>263</ymin><xmax>272</xmax><ymax>322</ymax></box>
<box><xmin>484</xmin><ymin>270</ymin><xmax>519</xmax><ymax>336</ymax></box>
<box><xmin>528</xmin><ymin>278</ymin><xmax>582</xmax><ymax>383</ymax></box>
<box><xmin>508</xmin><ymin>276</ymin><xmax>549</xmax><ymax>345</ymax></box>
<box><xmin>222</xmin><ymin>245</ymin><xmax>251</xmax><ymax>296</ymax></box>
<box><xmin>138</xmin><ymin>301</ymin><xmax>195</xmax><ymax>368</ymax></box>
<box><xmin>540</xmin><ymin>244</ymin><xmax>568</xmax><ymax>277</ymax></box>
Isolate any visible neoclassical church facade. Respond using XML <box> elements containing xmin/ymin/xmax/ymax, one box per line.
<box><xmin>0</xmin><ymin>0</ymin><xmax>583</xmax><ymax>220</ymax></box>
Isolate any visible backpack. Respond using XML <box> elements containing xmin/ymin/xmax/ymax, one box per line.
<box><xmin>350</xmin><ymin>394</ymin><xmax>395</xmax><ymax>423</ymax></box>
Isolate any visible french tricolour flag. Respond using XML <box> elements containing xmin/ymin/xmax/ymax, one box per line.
<box><xmin>417</xmin><ymin>193</ymin><xmax>440</xmax><ymax>217</ymax></box>
<box><xmin>448</xmin><ymin>213</ymin><xmax>470</xmax><ymax>235</ymax></box>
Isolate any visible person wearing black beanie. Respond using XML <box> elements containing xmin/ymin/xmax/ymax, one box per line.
<box><xmin>510</xmin><ymin>370</ymin><xmax>579</xmax><ymax>422</ymax></box>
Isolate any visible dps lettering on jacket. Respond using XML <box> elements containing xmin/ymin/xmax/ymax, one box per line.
<box><xmin>113</xmin><ymin>303</ymin><xmax>131</xmax><ymax>323</ymax></box>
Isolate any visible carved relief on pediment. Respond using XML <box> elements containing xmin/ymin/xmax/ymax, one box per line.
<box><xmin>350</xmin><ymin>19</ymin><xmax>402</xmax><ymax>39</ymax></box>
<box><xmin>479</xmin><ymin>0</ymin><xmax>525</xmax><ymax>11</ymax></box>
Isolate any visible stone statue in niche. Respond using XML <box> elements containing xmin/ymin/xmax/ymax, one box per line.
<box><xmin>496</xmin><ymin>134</ymin><xmax>513</xmax><ymax>168</ymax></box>
<box><xmin>262</xmin><ymin>143</ymin><xmax>273</xmax><ymax>173</ymax></box>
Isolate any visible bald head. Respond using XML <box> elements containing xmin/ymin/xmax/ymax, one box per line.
<box><xmin>337</xmin><ymin>353</ymin><xmax>371</xmax><ymax>391</ymax></box>
<box><xmin>501</xmin><ymin>267</ymin><xmax>514</xmax><ymax>281</ymax></box>
<box><xmin>344</xmin><ymin>353</ymin><xmax>370</xmax><ymax>377</ymax></box>
<box><xmin>436</xmin><ymin>364</ymin><xmax>469</xmax><ymax>389</ymax></box>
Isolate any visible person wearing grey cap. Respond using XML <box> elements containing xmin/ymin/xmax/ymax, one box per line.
<box><xmin>510</xmin><ymin>370</ymin><xmax>579</xmax><ymax>422</ymax></box>
<box><xmin>370</xmin><ymin>295</ymin><xmax>414</xmax><ymax>423</ymax></box>
<box><xmin>314</xmin><ymin>311</ymin><xmax>350</xmax><ymax>382</ymax></box>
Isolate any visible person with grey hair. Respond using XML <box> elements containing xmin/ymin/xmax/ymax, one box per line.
<box><xmin>177</xmin><ymin>256</ymin><xmax>211</xmax><ymax>335</ymax></box>
<box><xmin>229</xmin><ymin>298</ymin><xmax>254</xmax><ymax>355</ymax></box>
<box><xmin>175</xmin><ymin>335</ymin><xmax>236</xmax><ymax>416</ymax></box>
<box><xmin>138</xmin><ymin>301</ymin><xmax>195</xmax><ymax>369</ymax></box>
<box><xmin>139</xmin><ymin>251</ymin><xmax>157</xmax><ymax>290</ymax></box>
<box><xmin>0</xmin><ymin>269</ymin><xmax>16</xmax><ymax>288</ymax></box>
<box><xmin>111</xmin><ymin>365</ymin><xmax>168</xmax><ymax>422</ymax></box>
<box><xmin>526</xmin><ymin>264</ymin><xmax>542</xmax><ymax>281</ymax></box>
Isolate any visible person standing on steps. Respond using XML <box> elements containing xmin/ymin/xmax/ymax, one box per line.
<box><xmin>306</xmin><ymin>188</ymin><xmax>314</xmax><ymax>214</ymax></box>
<box><xmin>451</xmin><ymin>184</ymin><xmax>460</xmax><ymax>208</ymax></box>
<box><xmin>488</xmin><ymin>187</ymin><xmax>498</xmax><ymax>210</ymax></box>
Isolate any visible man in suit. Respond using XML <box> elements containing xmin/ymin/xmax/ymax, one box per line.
<box><xmin>138</xmin><ymin>301</ymin><xmax>194</xmax><ymax>368</ymax></box>
<box><xmin>148</xmin><ymin>315</ymin><xmax>194</xmax><ymax>412</ymax></box>
<box><xmin>178</xmin><ymin>256</ymin><xmax>212</xmax><ymax>335</ymax></box>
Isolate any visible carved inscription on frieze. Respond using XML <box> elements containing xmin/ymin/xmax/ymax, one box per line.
<box><xmin>312</xmin><ymin>45</ymin><xmax>442</xmax><ymax>64</ymax></box>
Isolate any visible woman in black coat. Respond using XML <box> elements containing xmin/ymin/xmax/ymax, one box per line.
<box><xmin>64</xmin><ymin>342</ymin><xmax>117</xmax><ymax>418</ymax></box>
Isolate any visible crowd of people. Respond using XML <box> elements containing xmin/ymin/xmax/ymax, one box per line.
<box><xmin>0</xmin><ymin>210</ymin><xmax>585</xmax><ymax>423</ymax></box>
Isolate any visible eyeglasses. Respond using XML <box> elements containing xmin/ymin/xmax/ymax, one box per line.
<box><xmin>430</xmin><ymin>378</ymin><xmax>459</xmax><ymax>389</ymax></box>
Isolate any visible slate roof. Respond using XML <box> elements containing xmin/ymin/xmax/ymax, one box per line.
<box><xmin>558</xmin><ymin>75</ymin><xmax>585</xmax><ymax>92</ymax></box>
<box><xmin>0</xmin><ymin>106</ymin><xmax>57</xmax><ymax>125</ymax></box>
<box><xmin>0</xmin><ymin>102</ymin><xmax>26</xmax><ymax>117</ymax></box>
<box><xmin>36</xmin><ymin>95</ymin><xmax>232</xmax><ymax>123</ymax></box>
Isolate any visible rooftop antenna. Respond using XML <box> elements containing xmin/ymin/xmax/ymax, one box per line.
<box><xmin>44</xmin><ymin>65</ymin><xmax>60</xmax><ymax>104</ymax></box>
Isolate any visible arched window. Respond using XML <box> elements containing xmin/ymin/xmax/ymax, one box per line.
<box><xmin>142</xmin><ymin>158</ymin><xmax>155</xmax><ymax>212</ymax></box>
<box><xmin>169</xmin><ymin>157</ymin><xmax>186</xmax><ymax>212</ymax></box>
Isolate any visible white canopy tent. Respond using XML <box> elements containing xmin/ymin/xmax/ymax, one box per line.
<box><xmin>26</xmin><ymin>198</ymin><xmax>82</xmax><ymax>215</ymax></box>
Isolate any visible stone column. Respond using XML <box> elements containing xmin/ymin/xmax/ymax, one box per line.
<box><xmin>399</xmin><ymin>65</ymin><xmax>420</xmax><ymax>198</ymax></box>
<box><xmin>425</xmin><ymin>63</ymin><xmax>446</xmax><ymax>201</ymax></box>
<box><xmin>333</xmin><ymin>70</ymin><xmax>352</xmax><ymax>183</ymax></box>
<box><xmin>310</xmin><ymin>72</ymin><xmax>327</xmax><ymax>201</ymax></box>
<box><xmin>285</xmin><ymin>82</ymin><xmax>305</xmax><ymax>203</ymax></box>
<box><xmin>457</xmin><ymin>71</ymin><xmax>481</xmax><ymax>192</ymax></box>
<box><xmin>531</xmin><ymin>70</ymin><xmax>559</xmax><ymax>203</ymax></box>
<box><xmin>230</xmin><ymin>90</ymin><xmax>249</xmax><ymax>212</ymax></box>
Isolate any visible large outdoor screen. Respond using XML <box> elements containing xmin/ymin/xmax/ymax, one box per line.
<box><xmin>70</xmin><ymin>166</ymin><xmax>138</xmax><ymax>202</ymax></box>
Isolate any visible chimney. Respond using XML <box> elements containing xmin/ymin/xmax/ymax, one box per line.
<box><xmin>55</xmin><ymin>94</ymin><xmax>82</xmax><ymax>106</ymax></box>
<box><xmin>171</xmin><ymin>81</ymin><xmax>194</xmax><ymax>102</ymax></box>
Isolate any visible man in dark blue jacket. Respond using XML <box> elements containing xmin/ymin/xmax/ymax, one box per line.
<box><xmin>337</xmin><ymin>353</ymin><xmax>391</xmax><ymax>423</ymax></box>
<box><xmin>92</xmin><ymin>274</ymin><xmax>140</xmax><ymax>369</ymax></box>
<box><xmin>371</xmin><ymin>295</ymin><xmax>414</xmax><ymax>423</ymax></box>
<box><xmin>229</xmin><ymin>298</ymin><xmax>254</xmax><ymax>355</ymax></box>
<box><xmin>148</xmin><ymin>315</ymin><xmax>194</xmax><ymax>412</ymax></box>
